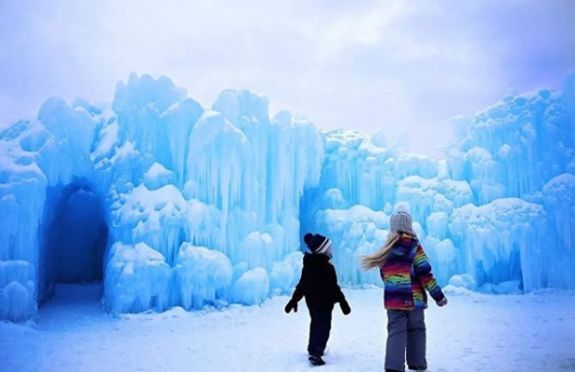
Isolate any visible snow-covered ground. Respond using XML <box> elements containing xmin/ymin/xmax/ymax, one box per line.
<box><xmin>1</xmin><ymin>284</ymin><xmax>574</xmax><ymax>372</ymax></box>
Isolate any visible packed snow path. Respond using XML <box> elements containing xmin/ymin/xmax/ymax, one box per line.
<box><xmin>1</xmin><ymin>285</ymin><xmax>574</xmax><ymax>372</ymax></box>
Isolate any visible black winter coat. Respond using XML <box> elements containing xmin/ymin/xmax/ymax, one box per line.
<box><xmin>291</xmin><ymin>253</ymin><xmax>346</xmax><ymax>310</ymax></box>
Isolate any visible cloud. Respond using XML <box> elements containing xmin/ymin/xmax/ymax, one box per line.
<box><xmin>0</xmin><ymin>0</ymin><xmax>573</xmax><ymax>156</ymax></box>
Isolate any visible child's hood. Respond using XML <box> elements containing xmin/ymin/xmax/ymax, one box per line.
<box><xmin>303</xmin><ymin>252</ymin><xmax>331</xmax><ymax>265</ymax></box>
<box><xmin>391</xmin><ymin>235</ymin><xmax>418</xmax><ymax>256</ymax></box>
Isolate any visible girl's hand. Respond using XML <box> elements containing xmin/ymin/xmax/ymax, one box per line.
<box><xmin>437</xmin><ymin>297</ymin><xmax>448</xmax><ymax>307</ymax></box>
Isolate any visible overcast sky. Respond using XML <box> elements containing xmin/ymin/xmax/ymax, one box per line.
<box><xmin>1</xmin><ymin>0</ymin><xmax>574</xmax><ymax>156</ymax></box>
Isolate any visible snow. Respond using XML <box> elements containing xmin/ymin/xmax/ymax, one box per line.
<box><xmin>91</xmin><ymin>120</ymin><xmax>118</xmax><ymax>160</ymax></box>
<box><xmin>447</xmin><ymin>274</ymin><xmax>477</xmax><ymax>290</ymax></box>
<box><xmin>174</xmin><ymin>243</ymin><xmax>233</xmax><ymax>310</ymax></box>
<box><xmin>0</xmin><ymin>261</ymin><xmax>36</xmax><ymax>322</ymax></box>
<box><xmin>237</xmin><ymin>231</ymin><xmax>275</xmax><ymax>270</ymax></box>
<box><xmin>269</xmin><ymin>252</ymin><xmax>303</xmax><ymax>295</ymax></box>
<box><xmin>449</xmin><ymin>198</ymin><xmax>547</xmax><ymax>291</ymax></box>
<box><xmin>104</xmin><ymin>242</ymin><xmax>172</xmax><ymax>314</ymax></box>
<box><xmin>230</xmin><ymin>267</ymin><xmax>270</xmax><ymax>305</ymax></box>
<box><xmin>111</xmin><ymin>184</ymin><xmax>189</xmax><ymax>263</ymax></box>
<box><xmin>312</xmin><ymin>205</ymin><xmax>389</xmax><ymax>286</ymax></box>
<box><xmin>394</xmin><ymin>153</ymin><xmax>439</xmax><ymax>179</ymax></box>
<box><xmin>1</xmin><ymin>285</ymin><xmax>574</xmax><ymax>372</ymax></box>
<box><xmin>143</xmin><ymin>162</ymin><xmax>174</xmax><ymax>190</ymax></box>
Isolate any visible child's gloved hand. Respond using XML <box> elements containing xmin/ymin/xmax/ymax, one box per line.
<box><xmin>437</xmin><ymin>297</ymin><xmax>448</xmax><ymax>307</ymax></box>
<box><xmin>284</xmin><ymin>299</ymin><xmax>298</xmax><ymax>313</ymax></box>
<box><xmin>339</xmin><ymin>299</ymin><xmax>351</xmax><ymax>315</ymax></box>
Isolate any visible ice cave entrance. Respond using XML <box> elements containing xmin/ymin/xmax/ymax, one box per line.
<box><xmin>41</xmin><ymin>181</ymin><xmax>108</xmax><ymax>305</ymax></box>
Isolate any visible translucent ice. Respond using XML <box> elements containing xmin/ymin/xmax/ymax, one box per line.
<box><xmin>1</xmin><ymin>73</ymin><xmax>574</xmax><ymax>321</ymax></box>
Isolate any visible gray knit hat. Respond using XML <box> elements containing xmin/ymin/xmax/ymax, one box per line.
<box><xmin>390</xmin><ymin>210</ymin><xmax>414</xmax><ymax>234</ymax></box>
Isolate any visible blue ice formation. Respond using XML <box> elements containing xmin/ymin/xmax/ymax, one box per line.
<box><xmin>302</xmin><ymin>78</ymin><xmax>575</xmax><ymax>294</ymax></box>
<box><xmin>1</xmin><ymin>73</ymin><xmax>574</xmax><ymax>322</ymax></box>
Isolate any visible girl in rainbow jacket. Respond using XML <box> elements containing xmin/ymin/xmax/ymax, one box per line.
<box><xmin>362</xmin><ymin>210</ymin><xmax>447</xmax><ymax>372</ymax></box>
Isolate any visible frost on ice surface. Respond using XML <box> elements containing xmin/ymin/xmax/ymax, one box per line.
<box><xmin>269</xmin><ymin>251</ymin><xmax>303</xmax><ymax>295</ymax></box>
<box><xmin>312</xmin><ymin>205</ymin><xmax>390</xmax><ymax>285</ymax></box>
<box><xmin>301</xmin><ymin>75</ymin><xmax>575</xmax><ymax>294</ymax></box>
<box><xmin>230</xmin><ymin>267</ymin><xmax>270</xmax><ymax>305</ymax></box>
<box><xmin>143</xmin><ymin>162</ymin><xmax>174</xmax><ymax>190</ymax></box>
<box><xmin>105</xmin><ymin>242</ymin><xmax>172</xmax><ymax>314</ymax></box>
<box><xmin>0</xmin><ymin>73</ymin><xmax>574</xmax><ymax>321</ymax></box>
<box><xmin>449</xmin><ymin>198</ymin><xmax>546</xmax><ymax>291</ymax></box>
<box><xmin>0</xmin><ymin>73</ymin><xmax>327</xmax><ymax>320</ymax></box>
<box><xmin>112</xmin><ymin>184</ymin><xmax>189</xmax><ymax>263</ymax></box>
<box><xmin>174</xmin><ymin>243</ymin><xmax>232</xmax><ymax>310</ymax></box>
<box><xmin>0</xmin><ymin>261</ymin><xmax>36</xmax><ymax>322</ymax></box>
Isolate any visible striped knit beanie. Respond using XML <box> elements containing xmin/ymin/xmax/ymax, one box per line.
<box><xmin>390</xmin><ymin>210</ymin><xmax>414</xmax><ymax>235</ymax></box>
<box><xmin>304</xmin><ymin>233</ymin><xmax>333</xmax><ymax>257</ymax></box>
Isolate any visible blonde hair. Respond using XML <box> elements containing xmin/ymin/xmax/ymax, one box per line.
<box><xmin>361</xmin><ymin>231</ymin><xmax>416</xmax><ymax>270</ymax></box>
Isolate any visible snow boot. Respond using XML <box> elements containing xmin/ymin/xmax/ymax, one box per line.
<box><xmin>308</xmin><ymin>355</ymin><xmax>326</xmax><ymax>366</ymax></box>
<box><xmin>408</xmin><ymin>367</ymin><xmax>427</xmax><ymax>371</ymax></box>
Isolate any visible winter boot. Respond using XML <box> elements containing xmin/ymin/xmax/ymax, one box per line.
<box><xmin>308</xmin><ymin>355</ymin><xmax>326</xmax><ymax>366</ymax></box>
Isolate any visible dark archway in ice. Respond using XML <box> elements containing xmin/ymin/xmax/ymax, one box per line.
<box><xmin>39</xmin><ymin>180</ymin><xmax>108</xmax><ymax>305</ymax></box>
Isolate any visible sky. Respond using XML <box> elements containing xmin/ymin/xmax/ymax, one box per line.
<box><xmin>0</xmin><ymin>0</ymin><xmax>574</xmax><ymax>156</ymax></box>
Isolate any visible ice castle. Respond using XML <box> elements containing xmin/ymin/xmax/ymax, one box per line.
<box><xmin>1</xmin><ymin>73</ymin><xmax>574</xmax><ymax>321</ymax></box>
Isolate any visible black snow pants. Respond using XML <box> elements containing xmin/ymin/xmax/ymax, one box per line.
<box><xmin>307</xmin><ymin>307</ymin><xmax>333</xmax><ymax>357</ymax></box>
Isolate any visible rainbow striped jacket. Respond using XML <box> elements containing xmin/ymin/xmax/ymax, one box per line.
<box><xmin>379</xmin><ymin>235</ymin><xmax>445</xmax><ymax>310</ymax></box>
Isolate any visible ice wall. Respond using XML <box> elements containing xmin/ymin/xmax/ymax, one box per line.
<box><xmin>447</xmin><ymin>89</ymin><xmax>575</xmax><ymax>203</ymax></box>
<box><xmin>1</xmin><ymin>73</ymin><xmax>574</xmax><ymax>322</ymax></box>
<box><xmin>0</xmin><ymin>74</ymin><xmax>322</xmax><ymax>320</ymax></box>
<box><xmin>100</xmin><ymin>75</ymin><xmax>321</xmax><ymax>314</ymax></box>
<box><xmin>302</xmin><ymin>76</ymin><xmax>575</xmax><ymax>293</ymax></box>
<box><xmin>0</xmin><ymin>99</ymin><xmax>105</xmax><ymax>321</ymax></box>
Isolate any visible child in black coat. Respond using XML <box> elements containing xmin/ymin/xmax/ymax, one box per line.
<box><xmin>285</xmin><ymin>233</ymin><xmax>351</xmax><ymax>366</ymax></box>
